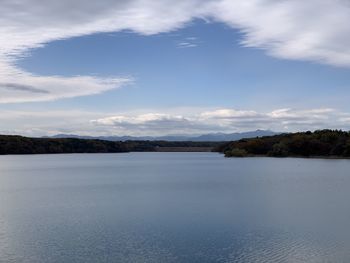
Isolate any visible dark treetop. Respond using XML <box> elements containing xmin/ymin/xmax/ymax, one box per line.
<box><xmin>216</xmin><ymin>130</ymin><xmax>350</xmax><ymax>158</ymax></box>
<box><xmin>0</xmin><ymin>135</ymin><xmax>220</xmax><ymax>155</ymax></box>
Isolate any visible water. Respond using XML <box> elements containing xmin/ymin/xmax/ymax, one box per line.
<box><xmin>1</xmin><ymin>153</ymin><xmax>350</xmax><ymax>262</ymax></box>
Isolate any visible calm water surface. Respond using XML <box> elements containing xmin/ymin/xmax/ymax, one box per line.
<box><xmin>1</xmin><ymin>153</ymin><xmax>350</xmax><ymax>262</ymax></box>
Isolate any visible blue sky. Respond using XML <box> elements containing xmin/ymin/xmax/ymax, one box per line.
<box><xmin>1</xmin><ymin>1</ymin><xmax>350</xmax><ymax>136</ymax></box>
<box><xmin>17</xmin><ymin>21</ymin><xmax>350</xmax><ymax>111</ymax></box>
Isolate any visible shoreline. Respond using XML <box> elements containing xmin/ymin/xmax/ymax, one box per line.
<box><xmin>224</xmin><ymin>154</ymin><xmax>350</xmax><ymax>160</ymax></box>
<box><xmin>1</xmin><ymin>151</ymin><xmax>350</xmax><ymax>160</ymax></box>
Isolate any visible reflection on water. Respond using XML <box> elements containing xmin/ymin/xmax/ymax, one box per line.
<box><xmin>1</xmin><ymin>153</ymin><xmax>350</xmax><ymax>262</ymax></box>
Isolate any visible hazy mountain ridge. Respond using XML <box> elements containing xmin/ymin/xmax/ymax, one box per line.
<box><xmin>47</xmin><ymin>130</ymin><xmax>278</xmax><ymax>142</ymax></box>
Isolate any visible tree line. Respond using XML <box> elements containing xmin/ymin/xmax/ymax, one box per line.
<box><xmin>0</xmin><ymin>135</ymin><xmax>220</xmax><ymax>155</ymax></box>
<box><xmin>216</xmin><ymin>130</ymin><xmax>350</xmax><ymax>158</ymax></box>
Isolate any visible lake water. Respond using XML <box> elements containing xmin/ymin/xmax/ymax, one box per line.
<box><xmin>1</xmin><ymin>153</ymin><xmax>350</xmax><ymax>262</ymax></box>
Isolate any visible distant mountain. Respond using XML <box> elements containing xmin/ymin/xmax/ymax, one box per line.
<box><xmin>191</xmin><ymin>130</ymin><xmax>278</xmax><ymax>142</ymax></box>
<box><xmin>48</xmin><ymin>130</ymin><xmax>278</xmax><ymax>142</ymax></box>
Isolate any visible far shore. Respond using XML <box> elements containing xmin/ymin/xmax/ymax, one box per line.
<box><xmin>155</xmin><ymin>146</ymin><xmax>214</xmax><ymax>152</ymax></box>
<box><xmin>224</xmin><ymin>154</ymin><xmax>350</xmax><ymax>160</ymax></box>
<box><xmin>2</xmin><ymin>151</ymin><xmax>350</xmax><ymax>160</ymax></box>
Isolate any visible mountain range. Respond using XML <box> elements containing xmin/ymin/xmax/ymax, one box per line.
<box><xmin>47</xmin><ymin>130</ymin><xmax>278</xmax><ymax>142</ymax></box>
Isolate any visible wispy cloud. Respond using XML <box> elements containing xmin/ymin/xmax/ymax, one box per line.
<box><xmin>186</xmin><ymin>37</ymin><xmax>197</xmax><ymax>41</ymax></box>
<box><xmin>177</xmin><ymin>37</ymin><xmax>199</xmax><ymax>48</ymax></box>
<box><xmin>1</xmin><ymin>0</ymin><xmax>350</xmax><ymax>103</ymax></box>
<box><xmin>0</xmin><ymin>68</ymin><xmax>131</xmax><ymax>103</ymax></box>
<box><xmin>207</xmin><ymin>0</ymin><xmax>350</xmax><ymax>67</ymax></box>
<box><xmin>0</xmin><ymin>83</ymin><xmax>50</xmax><ymax>94</ymax></box>
<box><xmin>177</xmin><ymin>42</ymin><xmax>198</xmax><ymax>48</ymax></box>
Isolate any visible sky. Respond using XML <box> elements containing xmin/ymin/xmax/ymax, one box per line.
<box><xmin>1</xmin><ymin>0</ymin><xmax>350</xmax><ymax>136</ymax></box>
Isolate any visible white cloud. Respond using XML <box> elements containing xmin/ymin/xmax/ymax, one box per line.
<box><xmin>200</xmin><ymin>109</ymin><xmax>260</xmax><ymax>119</ymax></box>
<box><xmin>177</xmin><ymin>42</ymin><xmax>198</xmax><ymax>48</ymax></box>
<box><xmin>177</xmin><ymin>36</ymin><xmax>200</xmax><ymax>48</ymax></box>
<box><xmin>0</xmin><ymin>71</ymin><xmax>130</xmax><ymax>103</ymax></box>
<box><xmin>90</xmin><ymin>107</ymin><xmax>350</xmax><ymax>136</ymax></box>
<box><xmin>206</xmin><ymin>0</ymin><xmax>350</xmax><ymax>67</ymax></box>
<box><xmin>268</xmin><ymin>108</ymin><xmax>335</xmax><ymax>119</ymax></box>
<box><xmin>1</xmin><ymin>107</ymin><xmax>350</xmax><ymax>136</ymax></box>
<box><xmin>1</xmin><ymin>0</ymin><xmax>350</xmax><ymax>103</ymax></box>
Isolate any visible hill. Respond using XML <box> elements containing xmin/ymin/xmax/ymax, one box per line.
<box><xmin>0</xmin><ymin>135</ymin><xmax>220</xmax><ymax>155</ymax></box>
<box><xmin>216</xmin><ymin>130</ymin><xmax>350</xmax><ymax>158</ymax></box>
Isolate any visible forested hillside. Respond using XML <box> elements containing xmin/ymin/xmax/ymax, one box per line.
<box><xmin>0</xmin><ymin>135</ymin><xmax>219</xmax><ymax>155</ymax></box>
<box><xmin>216</xmin><ymin>130</ymin><xmax>350</xmax><ymax>158</ymax></box>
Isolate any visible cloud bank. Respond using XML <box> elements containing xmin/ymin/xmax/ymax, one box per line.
<box><xmin>2</xmin><ymin>107</ymin><xmax>350</xmax><ymax>136</ymax></box>
<box><xmin>92</xmin><ymin>108</ymin><xmax>350</xmax><ymax>135</ymax></box>
<box><xmin>1</xmin><ymin>0</ymin><xmax>350</xmax><ymax>103</ymax></box>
